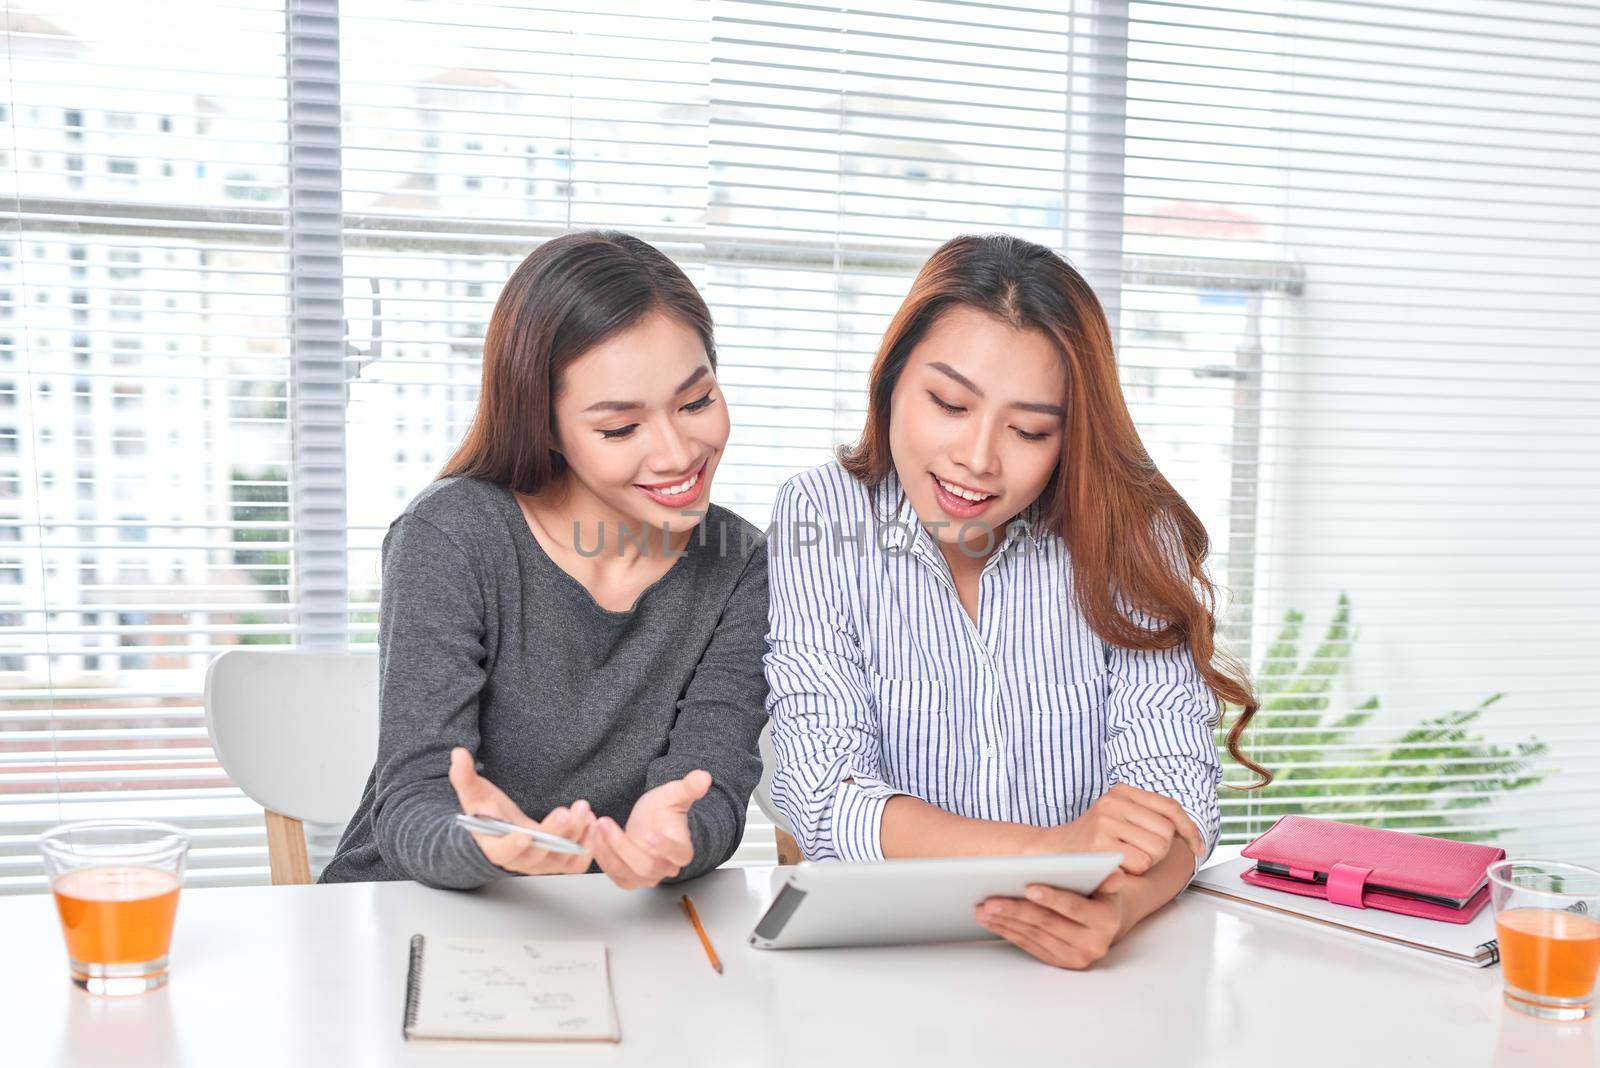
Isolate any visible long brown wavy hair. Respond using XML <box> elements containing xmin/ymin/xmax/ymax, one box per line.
<box><xmin>840</xmin><ymin>234</ymin><xmax>1270</xmax><ymax>787</ymax></box>
<box><xmin>440</xmin><ymin>230</ymin><xmax>715</xmax><ymax>494</ymax></box>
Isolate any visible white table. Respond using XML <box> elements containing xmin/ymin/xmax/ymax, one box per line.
<box><xmin>5</xmin><ymin>863</ymin><xmax>1596</xmax><ymax>1067</ymax></box>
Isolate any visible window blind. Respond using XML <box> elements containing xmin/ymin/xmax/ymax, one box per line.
<box><xmin>3</xmin><ymin>0</ymin><xmax>1595</xmax><ymax>892</ymax></box>
<box><xmin>0</xmin><ymin>0</ymin><xmax>299</xmax><ymax>889</ymax></box>
<box><xmin>709</xmin><ymin>0</ymin><xmax>1600</xmax><ymax>864</ymax></box>
<box><xmin>333</xmin><ymin>0</ymin><xmax>779</xmax><ymax>866</ymax></box>
<box><xmin>1115</xmin><ymin>0</ymin><xmax>1600</xmax><ymax>859</ymax></box>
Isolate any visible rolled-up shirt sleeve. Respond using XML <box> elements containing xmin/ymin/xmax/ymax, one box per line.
<box><xmin>763</xmin><ymin>479</ymin><xmax>900</xmax><ymax>862</ymax></box>
<box><xmin>1102</xmin><ymin>626</ymin><xmax>1225</xmax><ymax>871</ymax></box>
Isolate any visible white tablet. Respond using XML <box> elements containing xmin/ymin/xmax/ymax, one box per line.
<box><xmin>748</xmin><ymin>852</ymin><xmax>1123</xmax><ymax>950</ymax></box>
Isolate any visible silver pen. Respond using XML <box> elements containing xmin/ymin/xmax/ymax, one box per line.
<box><xmin>453</xmin><ymin>812</ymin><xmax>586</xmax><ymax>855</ymax></box>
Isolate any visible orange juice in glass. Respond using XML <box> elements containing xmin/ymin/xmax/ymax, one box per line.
<box><xmin>40</xmin><ymin>820</ymin><xmax>189</xmax><ymax>996</ymax></box>
<box><xmin>1487</xmin><ymin>860</ymin><xmax>1600</xmax><ymax>1022</ymax></box>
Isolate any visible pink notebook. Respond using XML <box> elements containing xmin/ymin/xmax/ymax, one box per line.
<box><xmin>1239</xmin><ymin>816</ymin><xmax>1503</xmax><ymax>924</ymax></box>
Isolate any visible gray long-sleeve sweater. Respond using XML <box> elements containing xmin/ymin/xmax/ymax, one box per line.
<box><xmin>319</xmin><ymin>476</ymin><xmax>769</xmax><ymax>889</ymax></box>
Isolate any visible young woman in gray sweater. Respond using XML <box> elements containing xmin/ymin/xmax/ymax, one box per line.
<box><xmin>321</xmin><ymin>231</ymin><xmax>768</xmax><ymax>891</ymax></box>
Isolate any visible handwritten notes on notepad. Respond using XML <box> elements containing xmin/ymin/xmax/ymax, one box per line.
<box><xmin>402</xmin><ymin>936</ymin><xmax>620</xmax><ymax>1043</ymax></box>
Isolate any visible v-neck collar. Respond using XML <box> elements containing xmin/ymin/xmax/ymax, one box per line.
<box><xmin>497</xmin><ymin>483</ymin><xmax>701</xmax><ymax>620</ymax></box>
<box><xmin>872</xmin><ymin>471</ymin><xmax>1044</xmax><ymax>579</ymax></box>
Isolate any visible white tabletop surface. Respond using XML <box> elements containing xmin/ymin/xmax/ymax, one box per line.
<box><xmin>5</xmin><ymin>859</ymin><xmax>1596</xmax><ymax>1068</ymax></box>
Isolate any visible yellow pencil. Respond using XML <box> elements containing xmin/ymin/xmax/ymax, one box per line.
<box><xmin>679</xmin><ymin>894</ymin><xmax>723</xmax><ymax>975</ymax></box>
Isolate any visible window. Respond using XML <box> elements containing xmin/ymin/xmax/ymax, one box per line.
<box><xmin>112</xmin><ymin>383</ymin><xmax>143</xmax><ymax>410</ymax></box>
<box><xmin>1</xmin><ymin>0</ymin><xmax>1596</xmax><ymax>894</ymax></box>
<box><xmin>111</xmin><ymin>430</ymin><xmax>147</xmax><ymax>458</ymax></box>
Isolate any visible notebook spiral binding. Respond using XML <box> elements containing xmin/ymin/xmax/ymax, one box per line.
<box><xmin>1476</xmin><ymin>939</ymin><xmax>1500</xmax><ymax>965</ymax></box>
<box><xmin>402</xmin><ymin>934</ymin><xmax>426</xmax><ymax>1038</ymax></box>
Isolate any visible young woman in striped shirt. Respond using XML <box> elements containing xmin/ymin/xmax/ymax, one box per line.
<box><xmin>765</xmin><ymin>233</ymin><xmax>1270</xmax><ymax>969</ymax></box>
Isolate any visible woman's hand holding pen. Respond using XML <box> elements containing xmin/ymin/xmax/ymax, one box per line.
<box><xmin>586</xmin><ymin>770</ymin><xmax>712</xmax><ymax>890</ymax></box>
<box><xmin>448</xmin><ymin>747</ymin><xmax>597</xmax><ymax>876</ymax></box>
<box><xmin>1031</xmin><ymin>783</ymin><xmax>1205</xmax><ymax>875</ymax></box>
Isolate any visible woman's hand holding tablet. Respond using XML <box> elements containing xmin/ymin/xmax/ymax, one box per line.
<box><xmin>977</xmin><ymin>870</ymin><xmax>1129</xmax><ymax>970</ymax></box>
<box><xmin>978</xmin><ymin>784</ymin><xmax>1204</xmax><ymax>969</ymax></box>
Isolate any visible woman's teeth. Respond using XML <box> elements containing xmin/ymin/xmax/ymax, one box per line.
<box><xmin>936</xmin><ymin>476</ymin><xmax>994</xmax><ymax>502</ymax></box>
<box><xmin>653</xmin><ymin>471</ymin><xmax>699</xmax><ymax>496</ymax></box>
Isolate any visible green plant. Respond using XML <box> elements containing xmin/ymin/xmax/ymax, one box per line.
<box><xmin>230</xmin><ymin>466</ymin><xmax>289</xmax><ymax>585</ymax></box>
<box><xmin>235</xmin><ymin>611</ymin><xmax>290</xmax><ymax>646</ymax></box>
<box><xmin>1219</xmin><ymin>593</ymin><xmax>1547</xmax><ymax>842</ymax></box>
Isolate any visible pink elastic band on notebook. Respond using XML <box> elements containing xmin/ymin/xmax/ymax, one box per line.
<box><xmin>1326</xmin><ymin>862</ymin><xmax>1372</xmax><ymax>909</ymax></box>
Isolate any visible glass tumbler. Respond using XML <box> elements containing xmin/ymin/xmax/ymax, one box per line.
<box><xmin>40</xmin><ymin>820</ymin><xmax>189</xmax><ymax>996</ymax></box>
<box><xmin>1488</xmin><ymin>859</ymin><xmax>1600</xmax><ymax>1022</ymax></box>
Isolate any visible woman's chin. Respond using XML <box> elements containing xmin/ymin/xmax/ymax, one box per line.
<box><xmin>611</xmin><ymin>496</ymin><xmax>711</xmax><ymax>538</ymax></box>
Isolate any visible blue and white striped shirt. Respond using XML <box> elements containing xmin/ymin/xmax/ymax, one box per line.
<box><xmin>763</xmin><ymin>461</ymin><xmax>1222</xmax><ymax>865</ymax></box>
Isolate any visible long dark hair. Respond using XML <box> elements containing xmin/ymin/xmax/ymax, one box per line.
<box><xmin>841</xmin><ymin>234</ymin><xmax>1270</xmax><ymax>787</ymax></box>
<box><xmin>440</xmin><ymin>230</ymin><xmax>715</xmax><ymax>494</ymax></box>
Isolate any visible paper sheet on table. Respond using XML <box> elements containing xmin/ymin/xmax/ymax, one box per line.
<box><xmin>403</xmin><ymin>936</ymin><xmax>620</xmax><ymax>1042</ymax></box>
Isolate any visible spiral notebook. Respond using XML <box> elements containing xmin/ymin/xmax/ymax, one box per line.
<box><xmin>402</xmin><ymin>936</ymin><xmax>621</xmax><ymax>1043</ymax></box>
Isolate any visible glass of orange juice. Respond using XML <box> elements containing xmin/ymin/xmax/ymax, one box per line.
<box><xmin>1488</xmin><ymin>860</ymin><xmax>1600</xmax><ymax>1022</ymax></box>
<box><xmin>40</xmin><ymin>820</ymin><xmax>189</xmax><ymax>996</ymax></box>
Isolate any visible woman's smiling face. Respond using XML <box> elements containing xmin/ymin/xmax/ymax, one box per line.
<box><xmin>549</xmin><ymin>308</ymin><xmax>730</xmax><ymax>535</ymax></box>
<box><xmin>887</xmin><ymin>305</ymin><xmax>1067</xmax><ymax>556</ymax></box>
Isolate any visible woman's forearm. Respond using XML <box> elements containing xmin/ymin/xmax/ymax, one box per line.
<box><xmin>879</xmin><ymin>792</ymin><xmax>1194</xmax><ymax>941</ymax></box>
<box><xmin>879</xmin><ymin>794</ymin><xmax>1045</xmax><ymax>858</ymax></box>
<box><xmin>1111</xmin><ymin>841</ymin><xmax>1194</xmax><ymax>939</ymax></box>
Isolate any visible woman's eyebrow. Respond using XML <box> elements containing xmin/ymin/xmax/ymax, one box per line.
<box><xmin>928</xmin><ymin>360</ymin><xmax>982</xmax><ymax>395</ymax></box>
<box><xmin>928</xmin><ymin>361</ymin><xmax>1062</xmax><ymax>418</ymax></box>
<box><xmin>582</xmin><ymin>365</ymin><xmax>711</xmax><ymax>413</ymax></box>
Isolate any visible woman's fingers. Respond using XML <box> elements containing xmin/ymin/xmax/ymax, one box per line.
<box><xmin>1106</xmin><ymin>796</ymin><xmax>1179</xmax><ymax>847</ymax></box>
<box><xmin>979</xmin><ymin>893</ymin><xmax>1113</xmax><ymax>969</ymax></box>
<box><xmin>1104</xmin><ymin>817</ymin><xmax>1169</xmax><ymax>873</ymax></box>
<box><xmin>981</xmin><ymin>915</ymin><xmax>1089</xmax><ymax>970</ymax></box>
<box><xmin>1165</xmin><ymin>806</ymin><xmax>1205</xmax><ymax>858</ymax></box>
<box><xmin>542</xmin><ymin>803</ymin><xmax>594</xmax><ymax>842</ymax></box>
<box><xmin>493</xmin><ymin>837</ymin><xmax>553</xmax><ymax>872</ymax></box>
<box><xmin>1108</xmin><ymin>784</ymin><xmax>1205</xmax><ymax>858</ymax></box>
<box><xmin>645</xmin><ymin>828</ymin><xmax>694</xmax><ymax>868</ymax></box>
<box><xmin>981</xmin><ymin>915</ymin><xmax>1060</xmax><ymax>964</ymax></box>
<box><xmin>1134</xmin><ymin>792</ymin><xmax>1203</xmax><ymax>857</ymax></box>
<box><xmin>601</xmin><ymin>818</ymin><xmax>674</xmax><ymax>878</ymax></box>
<box><xmin>587</xmin><ymin>819</ymin><xmax>665</xmax><ymax>889</ymax></box>
<box><xmin>1096</xmin><ymin>868</ymin><xmax>1129</xmax><ymax>896</ymax></box>
<box><xmin>448</xmin><ymin>747</ymin><xmax>524</xmax><ymax>824</ymax></box>
<box><xmin>455</xmin><ymin>788</ymin><xmax>600</xmax><ymax>876</ymax></box>
<box><xmin>502</xmin><ymin>805</ymin><xmax>592</xmax><ymax>875</ymax></box>
<box><xmin>647</xmin><ymin>770</ymin><xmax>714</xmax><ymax>814</ymax></box>
<box><xmin>447</xmin><ymin>747</ymin><xmax>484</xmax><ymax>808</ymax></box>
<box><xmin>1009</xmin><ymin>890</ymin><xmax>1117</xmax><ymax>950</ymax></box>
<box><xmin>583</xmin><ymin>827</ymin><xmax>629</xmax><ymax>886</ymax></box>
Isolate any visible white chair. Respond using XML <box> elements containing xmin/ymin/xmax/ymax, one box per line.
<box><xmin>203</xmin><ymin>649</ymin><xmax>380</xmax><ymax>885</ymax></box>
<box><xmin>755</xmin><ymin>721</ymin><xmax>803</xmax><ymax>865</ymax></box>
